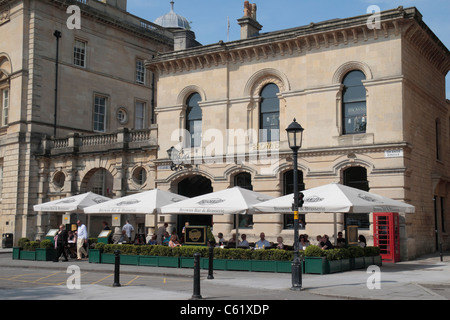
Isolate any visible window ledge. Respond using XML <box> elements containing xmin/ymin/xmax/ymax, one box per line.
<box><xmin>333</xmin><ymin>133</ymin><xmax>374</xmax><ymax>147</ymax></box>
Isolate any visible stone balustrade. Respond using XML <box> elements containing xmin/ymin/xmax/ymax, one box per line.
<box><xmin>40</xmin><ymin>126</ymin><xmax>158</xmax><ymax>156</ymax></box>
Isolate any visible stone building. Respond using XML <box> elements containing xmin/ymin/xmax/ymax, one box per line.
<box><xmin>146</xmin><ymin>4</ymin><xmax>450</xmax><ymax>260</ymax></box>
<box><xmin>0</xmin><ymin>0</ymin><xmax>177</xmax><ymax>240</ymax></box>
<box><xmin>1</xmin><ymin>0</ymin><xmax>449</xmax><ymax>260</ymax></box>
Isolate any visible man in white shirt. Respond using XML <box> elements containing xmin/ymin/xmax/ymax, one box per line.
<box><xmin>76</xmin><ymin>220</ymin><xmax>88</xmax><ymax>260</ymax></box>
<box><xmin>122</xmin><ymin>220</ymin><xmax>134</xmax><ymax>241</ymax></box>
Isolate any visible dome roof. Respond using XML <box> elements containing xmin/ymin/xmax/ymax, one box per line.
<box><xmin>154</xmin><ymin>1</ymin><xmax>190</xmax><ymax>30</ymax></box>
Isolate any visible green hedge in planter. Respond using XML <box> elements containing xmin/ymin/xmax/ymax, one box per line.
<box><xmin>18</xmin><ymin>238</ymin><xmax>30</xmax><ymax>249</ymax></box>
<box><xmin>96</xmin><ymin>244</ymin><xmax>312</xmax><ymax>273</ymax></box>
<box><xmin>23</xmin><ymin>241</ymin><xmax>39</xmax><ymax>252</ymax></box>
<box><xmin>100</xmin><ymin>244</ymin><xmax>294</xmax><ymax>261</ymax></box>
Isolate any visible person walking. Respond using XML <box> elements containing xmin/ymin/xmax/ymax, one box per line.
<box><xmin>54</xmin><ymin>224</ymin><xmax>69</xmax><ymax>262</ymax></box>
<box><xmin>76</xmin><ymin>220</ymin><xmax>88</xmax><ymax>260</ymax></box>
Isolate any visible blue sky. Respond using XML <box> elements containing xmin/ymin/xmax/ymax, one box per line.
<box><xmin>127</xmin><ymin>0</ymin><xmax>450</xmax><ymax>98</ymax></box>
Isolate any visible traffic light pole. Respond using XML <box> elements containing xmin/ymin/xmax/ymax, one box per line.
<box><xmin>291</xmin><ymin>147</ymin><xmax>303</xmax><ymax>291</ymax></box>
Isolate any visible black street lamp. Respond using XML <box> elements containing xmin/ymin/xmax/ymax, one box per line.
<box><xmin>286</xmin><ymin>118</ymin><xmax>304</xmax><ymax>291</ymax></box>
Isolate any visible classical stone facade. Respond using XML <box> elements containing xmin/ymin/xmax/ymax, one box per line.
<box><xmin>147</xmin><ymin>6</ymin><xmax>450</xmax><ymax>260</ymax></box>
<box><xmin>0</xmin><ymin>0</ymin><xmax>173</xmax><ymax>240</ymax></box>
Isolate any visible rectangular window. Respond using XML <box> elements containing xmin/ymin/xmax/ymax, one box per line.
<box><xmin>0</xmin><ymin>160</ymin><xmax>3</xmax><ymax>200</ymax></box>
<box><xmin>94</xmin><ymin>95</ymin><xmax>107</xmax><ymax>132</ymax></box>
<box><xmin>136</xmin><ymin>59</ymin><xmax>146</xmax><ymax>84</ymax></box>
<box><xmin>74</xmin><ymin>39</ymin><xmax>87</xmax><ymax>67</ymax></box>
<box><xmin>135</xmin><ymin>101</ymin><xmax>145</xmax><ymax>129</ymax></box>
<box><xmin>1</xmin><ymin>89</ymin><xmax>8</xmax><ymax>126</ymax></box>
<box><xmin>436</xmin><ymin>119</ymin><xmax>441</xmax><ymax>161</ymax></box>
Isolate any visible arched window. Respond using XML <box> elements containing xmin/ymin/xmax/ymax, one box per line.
<box><xmin>283</xmin><ymin>170</ymin><xmax>305</xmax><ymax>230</ymax></box>
<box><xmin>342</xmin><ymin>70</ymin><xmax>366</xmax><ymax>135</ymax></box>
<box><xmin>234</xmin><ymin>172</ymin><xmax>253</xmax><ymax>191</ymax></box>
<box><xmin>186</xmin><ymin>93</ymin><xmax>202</xmax><ymax>148</ymax></box>
<box><xmin>343</xmin><ymin>166</ymin><xmax>370</xmax><ymax>229</ymax></box>
<box><xmin>234</xmin><ymin>172</ymin><xmax>253</xmax><ymax>229</ymax></box>
<box><xmin>260</xmin><ymin>83</ymin><xmax>280</xmax><ymax>142</ymax></box>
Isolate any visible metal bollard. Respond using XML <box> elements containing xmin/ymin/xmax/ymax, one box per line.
<box><xmin>207</xmin><ymin>246</ymin><xmax>214</xmax><ymax>280</ymax></box>
<box><xmin>113</xmin><ymin>250</ymin><xmax>121</xmax><ymax>287</ymax></box>
<box><xmin>191</xmin><ymin>252</ymin><xmax>202</xmax><ymax>299</ymax></box>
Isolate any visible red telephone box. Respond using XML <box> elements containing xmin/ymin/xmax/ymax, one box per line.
<box><xmin>373</xmin><ymin>212</ymin><xmax>400</xmax><ymax>263</ymax></box>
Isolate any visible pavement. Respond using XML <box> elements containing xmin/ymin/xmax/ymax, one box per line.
<box><xmin>0</xmin><ymin>248</ymin><xmax>449</xmax><ymax>301</ymax></box>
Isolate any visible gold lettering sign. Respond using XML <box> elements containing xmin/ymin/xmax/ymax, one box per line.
<box><xmin>185</xmin><ymin>226</ymin><xmax>207</xmax><ymax>246</ymax></box>
<box><xmin>189</xmin><ymin>229</ymin><xmax>202</xmax><ymax>242</ymax></box>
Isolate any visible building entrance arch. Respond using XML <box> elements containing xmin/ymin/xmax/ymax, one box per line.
<box><xmin>80</xmin><ymin>168</ymin><xmax>114</xmax><ymax>198</ymax></box>
<box><xmin>176</xmin><ymin>175</ymin><xmax>213</xmax><ymax>238</ymax></box>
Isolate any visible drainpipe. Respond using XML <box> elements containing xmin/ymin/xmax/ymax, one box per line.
<box><xmin>53</xmin><ymin>30</ymin><xmax>61</xmax><ymax>137</ymax></box>
<box><xmin>151</xmin><ymin>55</ymin><xmax>156</xmax><ymax>124</ymax></box>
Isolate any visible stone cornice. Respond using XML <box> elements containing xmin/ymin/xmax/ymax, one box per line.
<box><xmin>146</xmin><ymin>7</ymin><xmax>449</xmax><ymax>76</ymax></box>
<box><xmin>47</xmin><ymin>0</ymin><xmax>174</xmax><ymax>46</ymax></box>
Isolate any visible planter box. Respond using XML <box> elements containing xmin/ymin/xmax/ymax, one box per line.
<box><xmin>139</xmin><ymin>256</ymin><xmax>158</xmax><ymax>267</ymax></box>
<box><xmin>120</xmin><ymin>255</ymin><xmax>139</xmax><ymax>266</ymax></box>
<box><xmin>251</xmin><ymin>260</ymin><xmax>277</xmax><ymax>272</ymax></box>
<box><xmin>276</xmin><ymin>261</ymin><xmax>292</xmax><ymax>273</ymax></box>
<box><xmin>202</xmin><ymin>258</ymin><xmax>227</xmax><ymax>270</ymax></box>
<box><xmin>36</xmin><ymin>248</ymin><xmax>56</xmax><ymax>261</ymax></box>
<box><xmin>101</xmin><ymin>253</ymin><xmax>116</xmax><ymax>264</ymax></box>
<box><xmin>341</xmin><ymin>259</ymin><xmax>351</xmax><ymax>272</ymax></box>
<box><xmin>89</xmin><ymin>249</ymin><xmax>102</xmax><ymax>264</ymax></box>
<box><xmin>373</xmin><ymin>256</ymin><xmax>382</xmax><ymax>267</ymax></box>
<box><xmin>327</xmin><ymin>259</ymin><xmax>351</xmax><ymax>273</ymax></box>
<box><xmin>20</xmin><ymin>250</ymin><xmax>36</xmax><ymax>261</ymax></box>
<box><xmin>305</xmin><ymin>257</ymin><xmax>328</xmax><ymax>274</ymax></box>
<box><xmin>226</xmin><ymin>259</ymin><xmax>251</xmax><ymax>271</ymax></box>
<box><xmin>364</xmin><ymin>256</ymin><xmax>375</xmax><ymax>267</ymax></box>
<box><xmin>12</xmin><ymin>247</ymin><xmax>21</xmax><ymax>260</ymax></box>
<box><xmin>157</xmin><ymin>256</ymin><xmax>179</xmax><ymax>268</ymax></box>
<box><xmin>350</xmin><ymin>257</ymin><xmax>365</xmax><ymax>270</ymax></box>
<box><xmin>180</xmin><ymin>257</ymin><xmax>194</xmax><ymax>268</ymax></box>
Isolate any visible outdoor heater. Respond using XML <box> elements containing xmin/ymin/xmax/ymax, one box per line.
<box><xmin>286</xmin><ymin>118</ymin><xmax>304</xmax><ymax>291</ymax></box>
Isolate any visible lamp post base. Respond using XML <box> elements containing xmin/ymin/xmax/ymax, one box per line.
<box><xmin>291</xmin><ymin>260</ymin><xmax>303</xmax><ymax>291</ymax></box>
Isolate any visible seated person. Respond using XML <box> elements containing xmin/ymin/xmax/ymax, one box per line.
<box><xmin>336</xmin><ymin>231</ymin><xmax>346</xmax><ymax>248</ymax></box>
<box><xmin>162</xmin><ymin>232</ymin><xmax>171</xmax><ymax>245</ymax></box>
<box><xmin>358</xmin><ymin>235</ymin><xmax>367</xmax><ymax>248</ymax></box>
<box><xmin>276</xmin><ymin>236</ymin><xmax>284</xmax><ymax>250</ymax></box>
<box><xmin>169</xmin><ymin>235</ymin><xmax>182</xmax><ymax>248</ymax></box>
<box><xmin>228</xmin><ymin>233</ymin><xmax>237</xmax><ymax>245</ymax></box>
<box><xmin>217</xmin><ymin>232</ymin><xmax>225</xmax><ymax>245</ymax></box>
<box><xmin>117</xmin><ymin>230</ymin><xmax>129</xmax><ymax>244</ymax></box>
<box><xmin>299</xmin><ymin>234</ymin><xmax>310</xmax><ymax>250</ymax></box>
<box><xmin>255</xmin><ymin>232</ymin><xmax>271</xmax><ymax>249</ymax></box>
<box><xmin>238</xmin><ymin>234</ymin><xmax>249</xmax><ymax>247</ymax></box>
<box><xmin>147</xmin><ymin>234</ymin><xmax>157</xmax><ymax>245</ymax></box>
<box><xmin>320</xmin><ymin>234</ymin><xmax>333</xmax><ymax>250</ymax></box>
